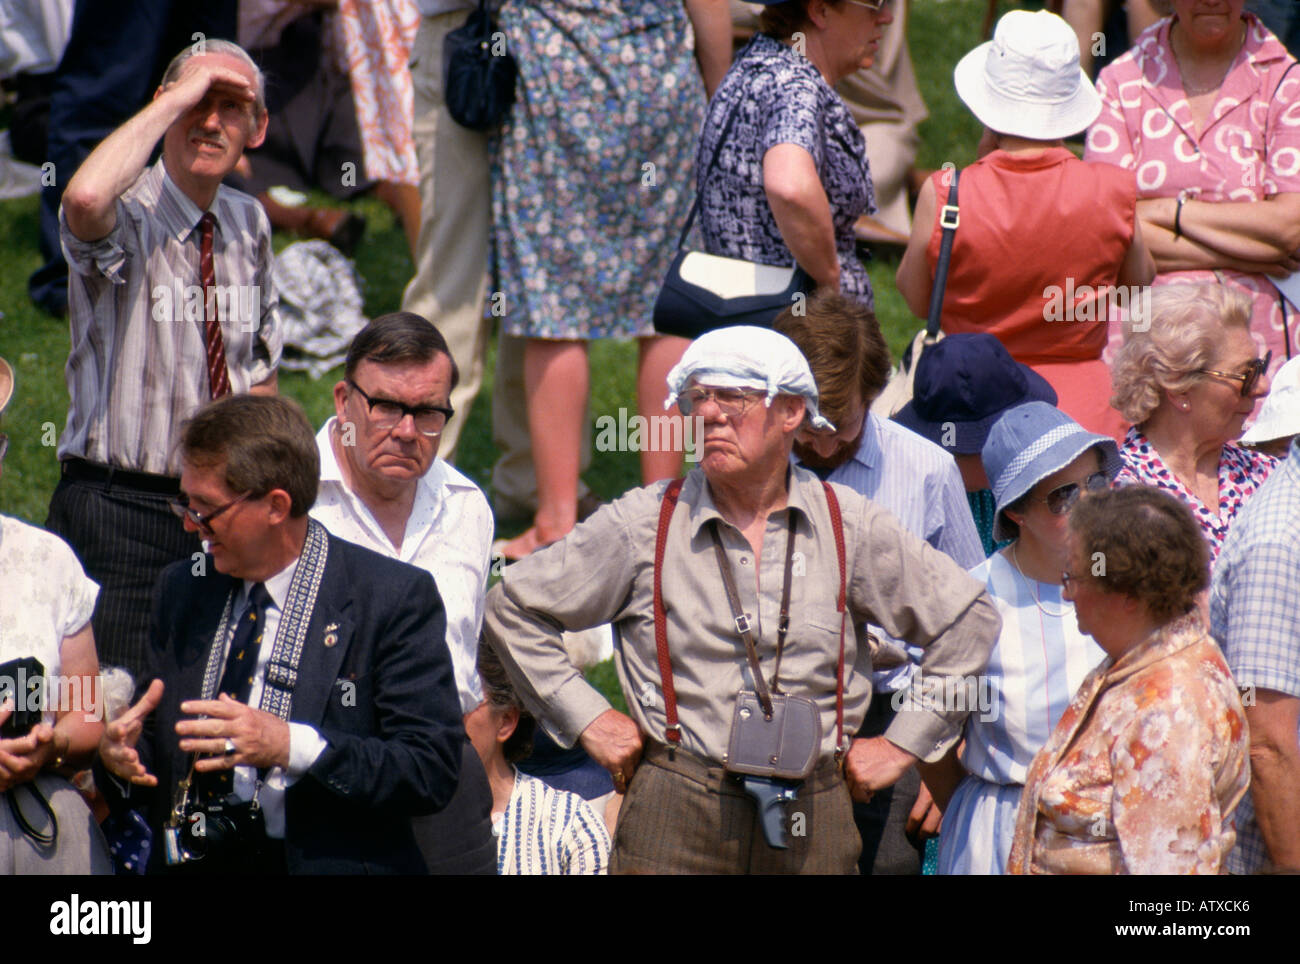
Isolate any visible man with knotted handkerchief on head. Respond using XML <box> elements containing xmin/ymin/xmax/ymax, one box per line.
<box><xmin>484</xmin><ymin>325</ymin><xmax>999</xmax><ymax>874</ymax></box>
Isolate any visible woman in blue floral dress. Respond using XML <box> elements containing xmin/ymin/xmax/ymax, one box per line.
<box><xmin>491</xmin><ymin>0</ymin><xmax>730</xmax><ymax>558</ymax></box>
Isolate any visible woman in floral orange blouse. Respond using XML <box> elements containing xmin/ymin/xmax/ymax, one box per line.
<box><xmin>1008</xmin><ymin>486</ymin><xmax>1249</xmax><ymax>874</ymax></box>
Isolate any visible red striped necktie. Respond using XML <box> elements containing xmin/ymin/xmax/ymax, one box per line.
<box><xmin>199</xmin><ymin>212</ymin><xmax>232</xmax><ymax>399</ymax></box>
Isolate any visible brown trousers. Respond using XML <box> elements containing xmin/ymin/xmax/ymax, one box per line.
<box><xmin>610</xmin><ymin>745</ymin><xmax>860</xmax><ymax>875</ymax></box>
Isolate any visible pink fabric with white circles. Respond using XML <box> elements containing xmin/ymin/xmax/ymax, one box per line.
<box><xmin>1086</xmin><ymin>14</ymin><xmax>1300</xmax><ymax>374</ymax></box>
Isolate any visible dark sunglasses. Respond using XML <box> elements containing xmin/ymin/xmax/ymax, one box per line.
<box><xmin>1029</xmin><ymin>471</ymin><xmax>1110</xmax><ymax>515</ymax></box>
<box><xmin>1196</xmin><ymin>350</ymin><xmax>1272</xmax><ymax>398</ymax></box>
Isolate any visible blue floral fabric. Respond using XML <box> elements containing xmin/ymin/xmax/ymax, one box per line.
<box><xmin>490</xmin><ymin>0</ymin><xmax>705</xmax><ymax>340</ymax></box>
<box><xmin>695</xmin><ymin>33</ymin><xmax>875</xmax><ymax>308</ymax></box>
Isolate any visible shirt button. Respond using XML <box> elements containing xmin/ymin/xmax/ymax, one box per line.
<box><xmin>740</xmin><ymin>557</ymin><xmax>750</xmax><ymax>566</ymax></box>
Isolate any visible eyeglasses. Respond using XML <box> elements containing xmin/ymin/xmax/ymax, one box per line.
<box><xmin>347</xmin><ymin>380</ymin><xmax>454</xmax><ymax>437</ymax></box>
<box><xmin>169</xmin><ymin>491</ymin><xmax>253</xmax><ymax>532</ymax></box>
<box><xmin>1061</xmin><ymin>569</ymin><xmax>1080</xmax><ymax>592</ymax></box>
<box><xmin>844</xmin><ymin>0</ymin><xmax>892</xmax><ymax>11</ymax></box>
<box><xmin>676</xmin><ymin>387</ymin><xmax>763</xmax><ymax>418</ymax></box>
<box><xmin>1196</xmin><ymin>350</ymin><xmax>1272</xmax><ymax>398</ymax></box>
<box><xmin>1029</xmin><ymin>471</ymin><xmax>1110</xmax><ymax>515</ymax></box>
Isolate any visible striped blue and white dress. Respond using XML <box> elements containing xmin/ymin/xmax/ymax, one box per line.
<box><xmin>494</xmin><ymin>772</ymin><xmax>611</xmax><ymax>875</ymax></box>
<box><xmin>937</xmin><ymin>551</ymin><xmax>1104</xmax><ymax>875</ymax></box>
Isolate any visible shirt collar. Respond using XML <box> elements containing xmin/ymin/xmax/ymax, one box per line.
<box><xmin>790</xmin><ymin>412</ymin><xmax>877</xmax><ymax>477</ymax></box>
<box><xmin>150</xmin><ymin>158</ymin><xmax>219</xmax><ymax>244</ymax></box>
<box><xmin>685</xmin><ymin>464</ymin><xmax>818</xmax><ymax>540</ymax></box>
<box><xmin>853</xmin><ymin>412</ymin><xmax>882</xmax><ymax>471</ymax></box>
<box><xmin>1145</xmin><ymin>13</ymin><xmax>1289</xmax><ymax>117</ymax></box>
<box><xmin>316</xmin><ymin>416</ymin><xmax>472</xmax><ymax>500</ymax></box>
<box><xmin>245</xmin><ymin>552</ymin><xmax>299</xmax><ymax>612</ymax></box>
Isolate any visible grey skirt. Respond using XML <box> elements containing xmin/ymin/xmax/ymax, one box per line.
<box><xmin>1</xmin><ymin>772</ymin><xmax>112</xmax><ymax>874</ymax></box>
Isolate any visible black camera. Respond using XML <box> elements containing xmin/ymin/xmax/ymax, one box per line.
<box><xmin>0</xmin><ymin>657</ymin><xmax>45</xmax><ymax>738</ymax></box>
<box><xmin>165</xmin><ymin>796</ymin><xmax>266</xmax><ymax>865</ymax></box>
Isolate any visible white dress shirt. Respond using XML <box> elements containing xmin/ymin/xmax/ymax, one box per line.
<box><xmin>310</xmin><ymin>417</ymin><xmax>492</xmax><ymax>714</ymax></box>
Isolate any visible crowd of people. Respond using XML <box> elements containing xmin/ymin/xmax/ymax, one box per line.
<box><xmin>1</xmin><ymin>0</ymin><xmax>1299</xmax><ymax>876</ymax></box>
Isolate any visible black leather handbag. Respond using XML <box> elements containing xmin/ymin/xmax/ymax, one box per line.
<box><xmin>444</xmin><ymin>0</ymin><xmax>517</xmax><ymax>131</ymax></box>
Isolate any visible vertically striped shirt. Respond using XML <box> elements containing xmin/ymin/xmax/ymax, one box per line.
<box><xmin>58</xmin><ymin>159</ymin><xmax>282</xmax><ymax>475</ymax></box>
<box><xmin>494</xmin><ymin>772</ymin><xmax>610</xmax><ymax>875</ymax></box>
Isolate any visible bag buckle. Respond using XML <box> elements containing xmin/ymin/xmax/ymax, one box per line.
<box><xmin>734</xmin><ymin>613</ymin><xmax>751</xmax><ymax>635</ymax></box>
<box><xmin>939</xmin><ymin>204</ymin><xmax>960</xmax><ymax>230</ymax></box>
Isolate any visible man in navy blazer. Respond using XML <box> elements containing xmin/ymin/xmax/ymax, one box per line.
<box><xmin>97</xmin><ymin>394</ymin><xmax>462</xmax><ymax>873</ymax></box>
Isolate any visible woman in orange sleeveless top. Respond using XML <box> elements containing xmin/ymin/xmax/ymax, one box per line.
<box><xmin>897</xmin><ymin>9</ymin><xmax>1154</xmax><ymax>439</ymax></box>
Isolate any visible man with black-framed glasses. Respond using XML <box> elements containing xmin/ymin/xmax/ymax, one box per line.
<box><xmin>309</xmin><ymin>312</ymin><xmax>497</xmax><ymax>873</ymax></box>
<box><xmin>95</xmin><ymin>393</ymin><xmax>465</xmax><ymax>874</ymax></box>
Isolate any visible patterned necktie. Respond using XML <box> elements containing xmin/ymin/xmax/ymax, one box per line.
<box><xmin>198</xmin><ymin>212</ymin><xmax>232</xmax><ymax>399</ymax></box>
<box><xmin>219</xmin><ymin>582</ymin><xmax>272</xmax><ymax>705</ymax></box>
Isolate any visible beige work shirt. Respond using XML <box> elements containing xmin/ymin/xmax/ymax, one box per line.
<box><xmin>484</xmin><ymin>466</ymin><xmax>1000</xmax><ymax>765</ymax></box>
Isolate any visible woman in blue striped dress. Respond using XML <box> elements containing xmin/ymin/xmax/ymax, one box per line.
<box><xmin>935</xmin><ymin>402</ymin><xmax>1119</xmax><ymax>874</ymax></box>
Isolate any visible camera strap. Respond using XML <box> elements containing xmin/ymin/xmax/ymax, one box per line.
<box><xmin>708</xmin><ymin>516</ymin><xmax>796</xmax><ymax>717</ymax></box>
<box><xmin>174</xmin><ymin>519</ymin><xmax>332</xmax><ymax>823</ymax></box>
<box><xmin>652</xmin><ymin>478</ymin><xmax>847</xmax><ymax>754</ymax></box>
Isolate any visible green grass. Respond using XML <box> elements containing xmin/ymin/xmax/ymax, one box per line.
<box><xmin>0</xmin><ymin>0</ymin><xmax>1009</xmax><ymax>527</ymax></box>
<box><xmin>0</xmin><ymin>1</ymin><xmax>1012</xmax><ymax>701</ymax></box>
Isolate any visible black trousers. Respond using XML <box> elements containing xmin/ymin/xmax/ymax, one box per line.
<box><xmin>410</xmin><ymin>739</ymin><xmax>498</xmax><ymax>875</ymax></box>
<box><xmin>46</xmin><ymin>475</ymin><xmax>200</xmax><ymax>676</ymax></box>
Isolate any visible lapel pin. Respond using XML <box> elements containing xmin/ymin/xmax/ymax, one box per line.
<box><xmin>324</xmin><ymin>623</ymin><xmax>340</xmax><ymax>647</ymax></box>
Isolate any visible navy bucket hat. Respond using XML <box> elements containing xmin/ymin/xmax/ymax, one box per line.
<box><xmin>893</xmin><ymin>333</ymin><xmax>1056</xmax><ymax>455</ymax></box>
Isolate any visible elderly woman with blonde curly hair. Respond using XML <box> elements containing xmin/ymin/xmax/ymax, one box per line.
<box><xmin>1110</xmin><ymin>283</ymin><xmax>1277</xmax><ymax>562</ymax></box>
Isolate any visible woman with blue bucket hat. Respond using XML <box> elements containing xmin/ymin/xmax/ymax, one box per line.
<box><xmin>928</xmin><ymin>401</ymin><xmax>1122</xmax><ymax>874</ymax></box>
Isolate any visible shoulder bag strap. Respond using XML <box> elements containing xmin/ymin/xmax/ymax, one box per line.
<box><xmin>653</xmin><ymin>476</ymin><xmax>686</xmax><ymax>743</ymax></box>
<box><xmin>821</xmin><ymin>481</ymin><xmax>848</xmax><ymax>759</ymax></box>
<box><xmin>925</xmin><ymin>169</ymin><xmax>960</xmax><ymax>340</ymax></box>
<box><xmin>676</xmin><ymin>39</ymin><xmax>757</xmax><ymax>249</ymax></box>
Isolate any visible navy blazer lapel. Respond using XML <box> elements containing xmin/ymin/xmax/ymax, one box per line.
<box><xmin>174</xmin><ymin>566</ymin><xmax>241</xmax><ymax>677</ymax></box>
<box><xmin>290</xmin><ymin>537</ymin><xmax>354</xmax><ymax>727</ymax></box>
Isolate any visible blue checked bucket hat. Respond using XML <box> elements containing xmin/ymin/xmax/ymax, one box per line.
<box><xmin>983</xmin><ymin>401</ymin><xmax>1122</xmax><ymax>542</ymax></box>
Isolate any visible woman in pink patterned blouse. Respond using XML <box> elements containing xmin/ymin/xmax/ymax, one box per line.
<box><xmin>1085</xmin><ymin>0</ymin><xmax>1300</xmax><ymax>377</ymax></box>
<box><xmin>1111</xmin><ymin>284</ymin><xmax>1275</xmax><ymax>562</ymax></box>
<box><xmin>1008</xmin><ymin>486</ymin><xmax>1249</xmax><ymax>875</ymax></box>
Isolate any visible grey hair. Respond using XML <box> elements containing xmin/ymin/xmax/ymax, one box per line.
<box><xmin>160</xmin><ymin>38</ymin><xmax>266</xmax><ymax>118</ymax></box>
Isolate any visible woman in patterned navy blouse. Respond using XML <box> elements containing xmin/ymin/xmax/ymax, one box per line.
<box><xmin>694</xmin><ymin>0</ymin><xmax>891</xmax><ymax>309</ymax></box>
<box><xmin>1110</xmin><ymin>284</ymin><xmax>1276</xmax><ymax>563</ymax></box>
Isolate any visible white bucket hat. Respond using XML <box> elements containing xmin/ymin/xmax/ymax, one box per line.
<box><xmin>954</xmin><ymin>9</ymin><xmax>1101</xmax><ymax>140</ymax></box>
<box><xmin>1241</xmin><ymin>356</ymin><xmax>1300</xmax><ymax>445</ymax></box>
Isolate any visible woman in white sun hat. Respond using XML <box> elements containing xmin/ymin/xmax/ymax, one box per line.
<box><xmin>1241</xmin><ymin>355</ymin><xmax>1300</xmax><ymax>459</ymax></box>
<box><xmin>897</xmin><ymin>8</ymin><xmax>1155</xmax><ymax>441</ymax></box>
